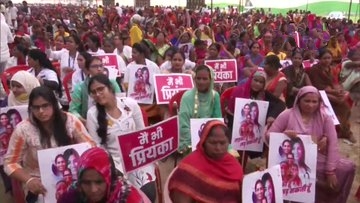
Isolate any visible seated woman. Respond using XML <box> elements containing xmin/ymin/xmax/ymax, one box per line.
<box><xmin>160</xmin><ymin>50</ymin><xmax>194</xmax><ymax>119</ymax></box>
<box><xmin>58</xmin><ymin>147</ymin><xmax>150</xmax><ymax>203</ymax></box>
<box><xmin>267</xmin><ymin>86</ymin><xmax>355</xmax><ymax>203</ymax></box>
<box><xmin>86</xmin><ymin>74</ymin><xmax>156</xmax><ymax>202</ymax></box>
<box><xmin>282</xmin><ymin>49</ymin><xmax>312</xmax><ymax>108</ymax></box>
<box><xmin>7</xmin><ymin>70</ymin><xmax>40</xmax><ymax>106</ymax></box>
<box><xmin>178</xmin><ymin>65</ymin><xmax>221</xmax><ymax>153</ymax></box>
<box><xmin>227</xmin><ymin>69</ymin><xmax>286</xmax><ymax>129</ymax></box>
<box><xmin>226</xmin><ymin>69</ymin><xmax>286</xmax><ymax>167</ymax></box>
<box><xmin>243</xmin><ymin>42</ymin><xmax>265</xmax><ymax>78</ymax></box>
<box><xmin>123</xmin><ymin>43</ymin><xmax>161</xmax><ymax>122</ymax></box>
<box><xmin>69</xmin><ymin>56</ymin><xmax>121</xmax><ymax>124</ymax></box>
<box><xmin>71</xmin><ymin>52</ymin><xmax>92</xmax><ymax>92</ymax></box>
<box><xmin>263</xmin><ymin>55</ymin><xmax>287</xmax><ymax>102</ymax></box>
<box><xmin>307</xmin><ymin>49</ymin><xmax>355</xmax><ymax>143</ymax></box>
<box><xmin>159</xmin><ymin>47</ymin><xmax>196</xmax><ymax>72</ymax></box>
<box><xmin>4</xmin><ymin>86</ymin><xmax>94</xmax><ymax>202</ymax></box>
<box><xmin>168</xmin><ymin>120</ymin><xmax>243</xmax><ymax>203</ymax></box>
<box><xmin>27</xmin><ymin>49</ymin><xmax>62</xmax><ymax>97</ymax></box>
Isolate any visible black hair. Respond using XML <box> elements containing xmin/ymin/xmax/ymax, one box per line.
<box><xmin>27</xmin><ymin>49</ymin><xmax>62</xmax><ymax>97</ymax></box>
<box><xmin>87</xmin><ymin>34</ymin><xmax>102</xmax><ymax>49</ymax></box>
<box><xmin>195</xmin><ymin>64</ymin><xmax>212</xmax><ymax>79</ymax></box>
<box><xmin>194</xmin><ymin>39</ymin><xmax>205</xmax><ymax>47</ymax></box>
<box><xmin>85</xmin><ymin>56</ymin><xmax>102</xmax><ymax>70</ymax></box>
<box><xmin>249</xmin><ymin>41</ymin><xmax>261</xmax><ymax>50</ymax></box>
<box><xmin>318</xmin><ymin>48</ymin><xmax>333</xmax><ymax>58</ymax></box>
<box><xmin>209</xmin><ymin>43</ymin><xmax>221</xmax><ymax>52</ymax></box>
<box><xmin>67</xmin><ymin>34</ymin><xmax>85</xmax><ymax>52</ymax></box>
<box><xmin>15</xmin><ymin>44</ymin><xmax>28</xmax><ymax>56</ymax></box>
<box><xmin>28</xmin><ymin>86</ymin><xmax>70</xmax><ymax>148</ymax></box>
<box><xmin>261</xmin><ymin>173</ymin><xmax>276</xmax><ymax>203</ymax></box>
<box><xmin>55</xmin><ymin>35</ymin><xmax>66</xmax><ymax>44</ymax></box>
<box><xmin>78</xmin><ymin>51</ymin><xmax>92</xmax><ymax>67</ymax></box>
<box><xmin>164</xmin><ymin>46</ymin><xmax>178</xmax><ymax>59</ymax></box>
<box><xmin>291</xmin><ymin>48</ymin><xmax>304</xmax><ymax>58</ymax></box>
<box><xmin>133</xmin><ymin>42</ymin><xmax>150</xmax><ymax>59</ymax></box>
<box><xmin>171</xmin><ymin>49</ymin><xmax>186</xmax><ymax>61</ymax></box>
<box><xmin>87</xmin><ymin>74</ymin><xmax>115</xmax><ymax>145</ymax></box>
<box><xmin>265</xmin><ymin>55</ymin><xmax>282</xmax><ymax>70</ymax></box>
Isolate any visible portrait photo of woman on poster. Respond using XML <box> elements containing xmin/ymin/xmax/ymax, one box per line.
<box><xmin>63</xmin><ymin>148</ymin><xmax>80</xmax><ymax>180</ymax></box>
<box><xmin>133</xmin><ymin>67</ymin><xmax>151</xmax><ymax>96</ymax></box>
<box><xmin>253</xmin><ymin>179</ymin><xmax>267</xmax><ymax>203</ymax></box>
<box><xmin>249</xmin><ymin>102</ymin><xmax>261</xmax><ymax>138</ymax></box>
<box><xmin>278</xmin><ymin>137</ymin><xmax>310</xmax><ymax>187</ymax></box>
<box><xmin>262</xmin><ymin>172</ymin><xmax>276</xmax><ymax>203</ymax></box>
<box><xmin>279</xmin><ymin>139</ymin><xmax>292</xmax><ymax>162</ymax></box>
<box><xmin>7</xmin><ymin>109</ymin><xmax>22</xmax><ymax>129</ymax></box>
<box><xmin>52</xmin><ymin>154</ymin><xmax>67</xmax><ymax>179</ymax></box>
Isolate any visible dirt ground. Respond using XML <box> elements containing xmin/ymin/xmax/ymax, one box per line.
<box><xmin>0</xmin><ymin>105</ymin><xmax>359</xmax><ymax>203</ymax></box>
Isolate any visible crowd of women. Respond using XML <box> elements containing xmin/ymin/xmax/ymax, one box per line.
<box><xmin>0</xmin><ymin>1</ymin><xmax>359</xmax><ymax>203</ymax></box>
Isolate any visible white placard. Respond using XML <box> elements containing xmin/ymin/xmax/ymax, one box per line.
<box><xmin>319</xmin><ymin>90</ymin><xmax>340</xmax><ymax>125</ymax></box>
<box><xmin>242</xmin><ymin>165</ymin><xmax>284</xmax><ymax>203</ymax></box>
<box><xmin>268</xmin><ymin>133</ymin><xmax>317</xmax><ymax>202</ymax></box>
<box><xmin>231</xmin><ymin>98</ymin><xmax>269</xmax><ymax>152</ymax></box>
<box><xmin>0</xmin><ymin>105</ymin><xmax>28</xmax><ymax>165</ymax></box>
<box><xmin>190</xmin><ymin>118</ymin><xmax>224</xmax><ymax>151</ymax></box>
<box><xmin>38</xmin><ymin>143</ymin><xmax>92</xmax><ymax>203</ymax></box>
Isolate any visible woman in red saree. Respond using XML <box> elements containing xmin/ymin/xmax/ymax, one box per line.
<box><xmin>168</xmin><ymin>120</ymin><xmax>243</xmax><ymax>203</ymax></box>
<box><xmin>264</xmin><ymin>55</ymin><xmax>287</xmax><ymax>102</ymax></box>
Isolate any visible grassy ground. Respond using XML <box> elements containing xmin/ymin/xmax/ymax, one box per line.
<box><xmin>212</xmin><ymin>1</ymin><xmax>360</xmax><ymax>19</ymax></box>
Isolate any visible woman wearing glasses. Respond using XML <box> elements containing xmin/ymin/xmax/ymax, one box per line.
<box><xmin>69</xmin><ymin>56</ymin><xmax>122</xmax><ymax>124</ymax></box>
<box><xmin>4</xmin><ymin>86</ymin><xmax>94</xmax><ymax>203</ymax></box>
<box><xmin>86</xmin><ymin>74</ymin><xmax>157</xmax><ymax>202</ymax></box>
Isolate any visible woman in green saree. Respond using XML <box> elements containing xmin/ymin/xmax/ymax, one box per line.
<box><xmin>178</xmin><ymin>65</ymin><xmax>222</xmax><ymax>153</ymax></box>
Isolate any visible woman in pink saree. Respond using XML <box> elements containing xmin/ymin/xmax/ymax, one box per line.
<box><xmin>267</xmin><ymin>86</ymin><xmax>355</xmax><ymax>203</ymax></box>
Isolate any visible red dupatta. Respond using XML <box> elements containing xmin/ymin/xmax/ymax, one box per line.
<box><xmin>168</xmin><ymin>120</ymin><xmax>243</xmax><ymax>203</ymax></box>
<box><xmin>227</xmin><ymin>69</ymin><xmax>267</xmax><ymax>113</ymax></box>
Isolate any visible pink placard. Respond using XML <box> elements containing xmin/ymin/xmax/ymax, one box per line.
<box><xmin>117</xmin><ymin>116</ymin><xmax>179</xmax><ymax>173</ymax></box>
<box><xmin>96</xmin><ymin>54</ymin><xmax>118</xmax><ymax>70</ymax></box>
<box><xmin>205</xmin><ymin>59</ymin><xmax>238</xmax><ymax>83</ymax></box>
<box><xmin>153</xmin><ymin>74</ymin><xmax>194</xmax><ymax>104</ymax></box>
<box><xmin>302</xmin><ymin>59</ymin><xmax>319</xmax><ymax>70</ymax></box>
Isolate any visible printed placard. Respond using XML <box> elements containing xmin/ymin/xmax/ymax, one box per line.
<box><xmin>38</xmin><ymin>143</ymin><xmax>92</xmax><ymax>203</ymax></box>
<box><xmin>153</xmin><ymin>73</ymin><xmax>194</xmax><ymax>104</ymax></box>
<box><xmin>0</xmin><ymin>105</ymin><xmax>28</xmax><ymax>165</ymax></box>
<box><xmin>280</xmin><ymin>60</ymin><xmax>292</xmax><ymax>69</ymax></box>
<box><xmin>268</xmin><ymin>133</ymin><xmax>317</xmax><ymax>202</ymax></box>
<box><xmin>178</xmin><ymin>43</ymin><xmax>194</xmax><ymax>59</ymax></box>
<box><xmin>95</xmin><ymin>54</ymin><xmax>120</xmax><ymax>79</ymax></box>
<box><xmin>117</xmin><ymin>116</ymin><xmax>179</xmax><ymax>173</ymax></box>
<box><xmin>95</xmin><ymin>54</ymin><xmax>118</xmax><ymax>70</ymax></box>
<box><xmin>302</xmin><ymin>59</ymin><xmax>319</xmax><ymax>69</ymax></box>
<box><xmin>205</xmin><ymin>59</ymin><xmax>238</xmax><ymax>83</ymax></box>
<box><xmin>242</xmin><ymin>165</ymin><xmax>284</xmax><ymax>203</ymax></box>
<box><xmin>190</xmin><ymin>118</ymin><xmax>224</xmax><ymax>151</ymax></box>
<box><xmin>231</xmin><ymin>98</ymin><xmax>269</xmax><ymax>152</ymax></box>
<box><xmin>126</xmin><ymin>64</ymin><xmax>157</xmax><ymax>104</ymax></box>
<box><xmin>319</xmin><ymin>90</ymin><xmax>340</xmax><ymax>125</ymax></box>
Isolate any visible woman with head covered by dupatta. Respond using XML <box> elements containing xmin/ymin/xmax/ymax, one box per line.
<box><xmin>178</xmin><ymin>65</ymin><xmax>222</xmax><ymax>154</ymax></box>
<box><xmin>8</xmin><ymin>70</ymin><xmax>40</xmax><ymax>106</ymax></box>
<box><xmin>58</xmin><ymin>147</ymin><xmax>150</xmax><ymax>203</ymax></box>
<box><xmin>226</xmin><ymin>69</ymin><xmax>285</xmax><ymax>168</ymax></box>
<box><xmin>168</xmin><ymin>120</ymin><xmax>243</xmax><ymax>203</ymax></box>
<box><xmin>227</xmin><ymin>69</ymin><xmax>286</xmax><ymax>134</ymax></box>
<box><xmin>267</xmin><ymin>86</ymin><xmax>355</xmax><ymax>203</ymax></box>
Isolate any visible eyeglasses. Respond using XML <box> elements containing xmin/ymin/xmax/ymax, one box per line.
<box><xmin>89</xmin><ymin>64</ymin><xmax>103</xmax><ymax>69</ymax></box>
<box><xmin>31</xmin><ymin>103</ymin><xmax>52</xmax><ymax>112</ymax></box>
<box><xmin>90</xmin><ymin>86</ymin><xmax>107</xmax><ymax>96</ymax></box>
